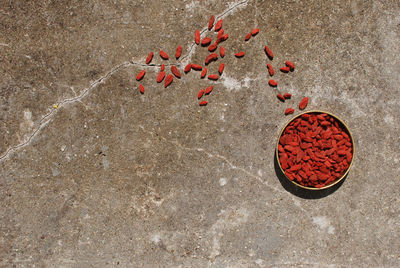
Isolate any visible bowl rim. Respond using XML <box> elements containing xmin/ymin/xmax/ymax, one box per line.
<box><xmin>276</xmin><ymin>110</ymin><xmax>355</xmax><ymax>190</ymax></box>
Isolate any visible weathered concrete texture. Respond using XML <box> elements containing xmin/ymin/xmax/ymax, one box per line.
<box><xmin>1</xmin><ymin>0</ymin><xmax>399</xmax><ymax>267</ymax></box>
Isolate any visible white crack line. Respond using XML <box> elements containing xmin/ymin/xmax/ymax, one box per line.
<box><xmin>139</xmin><ymin>126</ymin><xmax>310</xmax><ymax>216</ymax></box>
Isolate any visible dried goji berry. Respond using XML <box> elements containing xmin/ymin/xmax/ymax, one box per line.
<box><xmin>268</xmin><ymin>79</ymin><xmax>277</xmax><ymax>87</ymax></box>
<box><xmin>277</xmin><ymin>94</ymin><xmax>285</xmax><ymax>102</ymax></box>
<box><xmin>201</xmin><ymin>37</ymin><xmax>212</xmax><ymax>46</ymax></box>
<box><xmin>208</xmin><ymin>43</ymin><xmax>218</xmax><ymax>52</ymax></box>
<box><xmin>171</xmin><ymin>66</ymin><xmax>181</xmax><ymax>78</ymax></box>
<box><xmin>161</xmin><ymin>64</ymin><xmax>165</xmax><ymax>72</ymax></box>
<box><xmin>298</xmin><ymin>170</ymin><xmax>307</xmax><ymax>179</ymax></box>
<box><xmin>299</xmin><ymin>97</ymin><xmax>309</xmax><ymax>110</ymax></box>
<box><xmin>191</xmin><ymin>64</ymin><xmax>202</xmax><ymax>71</ymax></box>
<box><xmin>195</xmin><ymin>30</ymin><xmax>200</xmax><ymax>45</ymax></box>
<box><xmin>281</xmin><ymin>158</ymin><xmax>289</xmax><ymax>170</ymax></box>
<box><xmin>164</xmin><ymin>74</ymin><xmax>173</xmax><ymax>88</ymax></box>
<box><xmin>205</xmin><ymin>86</ymin><xmax>213</xmax><ymax>95</ymax></box>
<box><xmin>220</xmin><ymin>46</ymin><xmax>225</xmax><ymax>58</ymax></box>
<box><xmin>199</xmin><ymin>100</ymin><xmax>208</xmax><ymax>106</ymax></box>
<box><xmin>285</xmin><ymin>60</ymin><xmax>295</xmax><ymax>71</ymax></box>
<box><xmin>156</xmin><ymin>71</ymin><xmax>165</xmax><ymax>83</ymax></box>
<box><xmin>278</xmin><ymin>144</ymin><xmax>285</xmax><ymax>152</ymax></box>
<box><xmin>264</xmin><ymin>45</ymin><xmax>274</xmax><ymax>60</ymax></box>
<box><xmin>285</xmin><ymin>108</ymin><xmax>294</xmax><ymax>115</ymax></box>
<box><xmin>280</xmin><ymin>66</ymin><xmax>290</xmax><ymax>73</ymax></box>
<box><xmin>139</xmin><ymin>84</ymin><xmax>144</xmax><ymax>94</ymax></box>
<box><xmin>160</xmin><ymin>50</ymin><xmax>169</xmax><ymax>60</ymax></box>
<box><xmin>217</xmin><ymin>34</ymin><xmax>228</xmax><ymax>44</ymax></box>
<box><xmin>217</xmin><ymin>29</ymin><xmax>224</xmax><ymax>39</ymax></box>
<box><xmin>285</xmin><ymin>171</ymin><xmax>295</xmax><ymax>181</ymax></box>
<box><xmin>201</xmin><ymin>68</ymin><xmax>207</xmax><ymax>78</ymax></box>
<box><xmin>205</xmin><ymin>53</ymin><xmax>218</xmax><ymax>65</ymax></box>
<box><xmin>208</xmin><ymin>74</ymin><xmax>219</xmax><ymax>80</ymax></box>
<box><xmin>319</xmin><ymin>165</ymin><xmax>330</xmax><ymax>174</ymax></box>
<box><xmin>235</xmin><ymin>51</ymin><xmax>245</xmax><ymax>58</ymax></box>
<box><xmin>346</xmin><ymin>152</ymin><xmax>352</xmax><ymax>162</ymax></box>
<box><xmin>283</xmin><ymin>93</ymin><xmax>292</xmax><ymax>99</ymax></box>
<box><xmin>218</xmin><ymin>63</ymin><xmax>225</xmax><ymax>75</ymax></box>
<box><xmin>334</xmin><ymin>134</ymin><xmax>343</xmax><ymax>140</ymax></box>
<box><xmin>336</xmin><ymin>139</ymin><xmax>346</xmax><ymax>146</ymax></box>
<box><xmin>289</xmin><ymin>164</ymin><xmax>302</xmax><ymax>172</ymax></box>
<box><xmin>184</xmin><ymin>64</ymin><xmax>192</xmax><ymax>73</ymax></box>
<box><xmin>245</xmin><ymin>33</ymin><xmax>252</xmax><ymax>41</ymax></box>
<box><xmin>136</xmin><ymin>70</ymin><xmax>146</xmax><ymax>81</ymax></box>
<box><xmin>146</xmin><ymin>52</ymin><xmax>154</xmax><ymax>64</ymax></box>
<box><xmin>175</xmin><ymin>46</ymin><xmax>182</xmax><ymax>59</ymax></box>
<box><xmin>267</xmin><ymin>64</ymin><xmax>274</xmax><ymax>76</ymax></box>
<box><xmin>208</xmin><ymin>15</ymin><xmax>215</xmax><ymax>30</ymax></box>
<box><xmin>198</xmin><ymin>89</ymin><xmax>204</xmax><ymax>99</ymax></box>
<box><xmin>214</xmin><ymin>19</ymin><xmax>223</xmax><ymax>31</ymax></box>
<box><xmin>251</xmin><ymin>28</ymin><xmax>259</xmax><ymax>36</ymax></box>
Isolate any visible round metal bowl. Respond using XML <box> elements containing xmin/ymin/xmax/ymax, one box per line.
<box><xmin>276</xmin><ymin>110</ymin><xmax>355</xmax><ymax>190</ymax></box>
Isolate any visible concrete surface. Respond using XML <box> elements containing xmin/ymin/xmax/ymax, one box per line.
<box><xmin>1</xmin><ymin>0</ymin><xmax>399</xmax><ymax>267</ymax></box>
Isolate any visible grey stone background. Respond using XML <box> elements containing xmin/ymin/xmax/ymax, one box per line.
<box><xmin>0</xmin><ymin>0</ymin><xmax>399</xmax><ymax>267</ymax></box>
